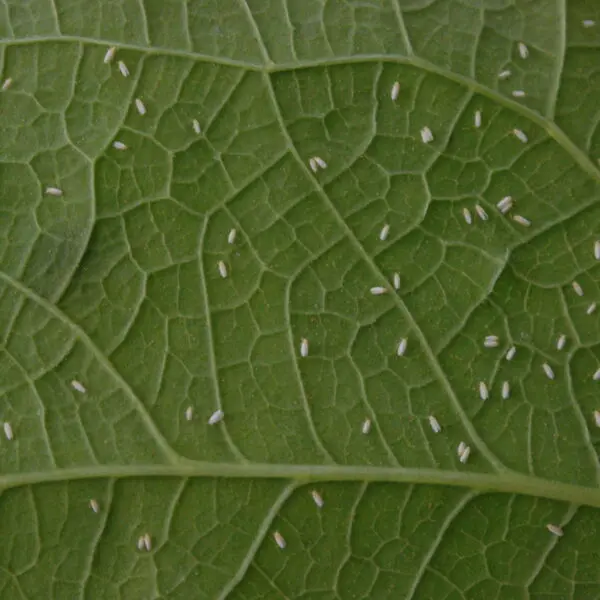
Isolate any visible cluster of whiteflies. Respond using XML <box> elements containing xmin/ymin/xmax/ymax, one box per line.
<box><xmin>3</xmin><ymin>30</ymin><xmax>598</xmax><ymax>550</ymax></box>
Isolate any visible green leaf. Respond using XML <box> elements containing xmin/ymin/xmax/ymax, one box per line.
<box><xmin>1</xmin><ymin>1</ymin><xmax>600</xmax><ymax>597</ymax></box>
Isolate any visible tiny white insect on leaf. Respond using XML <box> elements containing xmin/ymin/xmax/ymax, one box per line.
<box><xmin>474</xmin><ymin>110</ymin><xmax>482</xmax><ymax>128</ymax></box>
<box><xmin>143</xmin><ymin>533</ymin><xmax>152</xmax><ymax>552</ymax></box>
<box><xmin>459</xmin><ymin>445</ymin><xmax>471</xmax><ymax>464</ymax></box>
<box><xmin>457</xmin><ymin>441</ymin><xmax>466</xmax><ymax>456</ymax></box>
<box><xmin>393</xmin><ymin>272</ymin><xmax>401</xmax><ymax>291</ymax></box>
<box><xmin>103</xmin><ymin>46</ymin><xmax>117</xmax><ymax>64</ymax></box>
<box><xmin>308</xmin><ymin>157</ymin><xmax>318</xmax><ymax>172</ymax></box>
<box><xmin>542</xmin><ymin>362</ymin><xmax>555</xmax><ymax>380</ymax></box>
<box><xmin>117</xmin><ymin>60</ymin><xmax>130</xmax><ymax>77</ymax></box>
<box><xmin>227</xmin><ymin>228</ymin><xmax>237</xmax><ymax>245</ymax></box>
<box><xmin>379</xmin><ymin>223</ymin><xmax>390</xmax><ymax>241</ymax></box>
<box><xmin>112</xmin><ymin>141</ymin><xmax>127</xmax><ymax>150</ymax></box>
<box><xmin>71</xmin><ymin>379</ymin><xmax>87</xmax><ymax>393</ymax></box>
<box><xmin>583</xmin><ymin>19</ymin><xmax>596</xmax><ymax>28</ymax></box>
<box><xmin>89</xmin><ymin>499</ymin><xmax>100</xmax><ymax>513</ymax></box>
<box><xmin>498</xmin><ymin>69</ymin><xmax>511</xmax><ymax>80</ymax></box>
<box><xmin>208</xmin><ymin>409</ymin><xmax>224</xmax><ymax>425</ymax></box>
<box><xmin>475</xmin><ymin>204</ymin><xmax>488</xmax><ymax>221</ymax></box>
<box><xmin>428</xmin><ymin>415</ymin><xmax>441</xmax><ymax>434</ymax></box>
<box><xmin>362</xmin><ymin>418</ymin><xmax>372</xmax><ymax>435</ymax></box>
<box><xmin>135</xmin><ymin>98</ymin><xmax>146</xmax><ymax>115</ymax></box>
<box><xmin>556</xmin><ymin>334</ymin><xmax>566</xmax><ymax>351</ymax></box>
<box><xmin>300</xmin><ymin>338</ymin><xmax>309</xmax><ymax>358</ymax></box>
<box><xmin>506</xmin><ymin>346</ymin><xmax>517</xmax><ymax>360</ymax></box>
<box><xmin>45</xmin><ymin>186</ymin><xmax>63</xmax><ymax>197</ymax></box>
<box><xmin>594</xmin><ymin>240</ymin><xmax>600</xmax><ymax>261</ymax></box>
<box><xmin>511</xmin><ymin>90</ymin><xmax>526</xmax><ymax>98</ymax></box>
<box><xmin>137</xmin><ymin>536</ymin><xmax>145</xmax><ymax>551</ymax></box>
<box><xmin>594</xmin><ymin>367</ymin><xmax>600</xmax><ymax>381</ymax></box>
<box><xmin>311</xmin><ymin>490</ymin><xmax>324</xmax><ymax>508</ymax></box>
<box><xmin>572</xmin><ymin>281</ymin><xmax>584</xmax><ymax>296</ymax></box>
<box><xmin>462</xmin><ymin>207</ymin><xmax>472</xmax><ymax>225</ymax></box>
<box><xmin>518</xmin><ymin>42</ymin><xmax>529</xmax><ymax>59</ymax></box>
<box><xmin>370</xmin><ymin>286</ymin><xmax>388</xmax><ymax>296</ymax></box>
<box><xmin>512</xmin><ymin>128</ymin><xmax>528</xmax><ymax>143</ymax></box>
<box><xmin>479</xmin><ymin>381</ymin><xmax>489</xmax><ymax>401</ymax></box>
<box><xmin>484</xmin><ymin>335</ymin><xmax>499</xmax><ymax>348</ymax></box>
<box><xmin>420</xmin><ymin>126</ymin><xmax>434</xmax><ymax>144</ymax></box>
<box><xmin>273</xmin><ymin>531</ymin><xmax>286</xmax><ymax>549</ymax></box>
<box><xmin>587</xmin><ymin>302</ymin><xmax>597</xmax><ymax>315</ymax></box>
<box><xmin>512</xmin><ymin>214</ymin><xmax>531</xmax><ymax>227</ymax></box>
<box><xmin>217</xmin><ymin>260</ymin><xmax>228</xmax><ymax>279</ymax></box>
<box><xmin>3</xmin><ymin>422</ymin><xmax>13</xmax><ymax>441</ymax></box>
<box><xmin>314</xmin><ymin>156</ymin><xmax>327</xmax><ymax>169</ymax></box>
<box><xmin>593</xmin><ymin>410</ymin><xmax>600</xmax><ymax>428</ymax></box>
<box><xmin>502</xmin><ymin>381</ymin><xmax>510</xmax><ymax>400</ymax></box>
<box><xmin>546</xmin><ymin>524</ymin><xmax>563</xmax><ymax>537</ymax></box>
<box><xmin>1</xmin><ymin>77</ymin><xmax>13</xmax><ymax>91</ymax></box>
<box><xmin>391</xmin><ymin>81</ymin><xmax>400</xmax><ymax>101</ymax></box>
<box><xmin>192</xmin><ymin>119</ymin><xmax>201</xmax><ymax>135</ymax></box>
<box><xmin>185</xmin><ymin>406</ymin><xmax>193</xmax><ymax>421</ymax></box>
<box><xmin>497</xmin><ymin>196</ymin><xmax>514</xmax><ymax>214</ymax></box>
<box><xmin>397</xmin><ymin>338</ymin><xmax>407</xmax><ymax>357</ymax></box>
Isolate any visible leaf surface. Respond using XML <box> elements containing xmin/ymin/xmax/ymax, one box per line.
<box><xmin>1</xmin><ymin>1</ymin><xmax>600</xmax><ymax>597</ymax></box>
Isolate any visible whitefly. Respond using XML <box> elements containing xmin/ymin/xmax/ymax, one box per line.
<box><xmin>379</xmin><ymin>223</ymin><xmax>390</xmax><ymax>241</ymax></box>
<box><xmin>300</xmin><ymin>338</ymin><xmax>309</xmax><ymax>358</ymax></box>
<box><xmin>273</xmin><ymin>531</ymin><xmax>286</xmax><ymax>549</ymax></box>
<box><xmin>512</xmin><ymin>214</ymin><xmax>531</xmax><ymax>227</ymax></box>
<box><xmin>103</xmin><ymin>46</ymin><xmax>117</xmax><ymax>64</ymax></box>
<box><xmin>370</xmin><ymin>286</ymin><xmax>388</xmax><ymax>296</ymax></box>
<box><xmin>428</xmin><ymin>415</ymin><xmax>441</xmax><ymax>433</ymax></box>
<box><xmin>311</xmin><ymin>490</ymin><xmax>324</xmax><ymax>508</ymax></box>
<box><xmin>512</xmin><ymin>129</ymin><xmax>528</xmax><ymax>143</ymax></box>
<box><xmin>518</xmin><ymin>42</ymin><xmax>529</xmax><ymax>59</ymax></box>
<box><xmin>475</xmin><ymin>204</ymin><xmax>488</xmax><ymax>221</ymax></box>
<box><xmin>497</xmin><ymin>196</ymin><xmax>513</xmax><ymax>214</ymax></box>
<box><xmin>71</xmin><ymin>380</ymin><xmax>87</xmax><ymax>393</ymax></box>
<box><xmin>397</xmin><ymin>338</ymin><xmax>407</xmax><ymax>357</ymax></box>
<box><xmin>135</xmin><ymin>98</ymin><xmax>146</xmax><ymax>116</ymax></box>
<box><xmin>420</xmin><ymin>126</ymin><xmax>434</xmax><ymax>144</ymax></box>
<box><xmin>479</xmin><ymin>381</ymin><xmax>489</xmax><ymax>400</ymax></box>
<box><xmin>208</xmin><ymin>409</ymin><xmax>224</xmax><ymax>425</ymax></box>
<box><xmin>546</xmin><ymin>524</ymin><xmax>563</xmax><ymax>537</ymax></box>
<box><xmin>542</xmin><ymin>362</ymin><xmax>555</xmax><ymax>380</ymax></box>
<box><xmin>484</xmin><ymin>335</ymin><xmax>499</xmax><ymax>348</ymax></box>
<box><xmin>117</xmin><ymin>60</ymin><xmax>130</xmax><ymax>77</ymax></box>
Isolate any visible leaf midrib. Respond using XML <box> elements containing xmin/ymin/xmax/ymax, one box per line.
<box><xmin>3</xmin><ymin>463</ymin><xmax>600</xmax><ymax>507</ymax></box>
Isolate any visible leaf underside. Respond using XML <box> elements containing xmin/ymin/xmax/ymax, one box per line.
<box><xmin>1</xmin><ymin>0</ymin><xmax>600</xmax><ymax>598</ymax></box>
